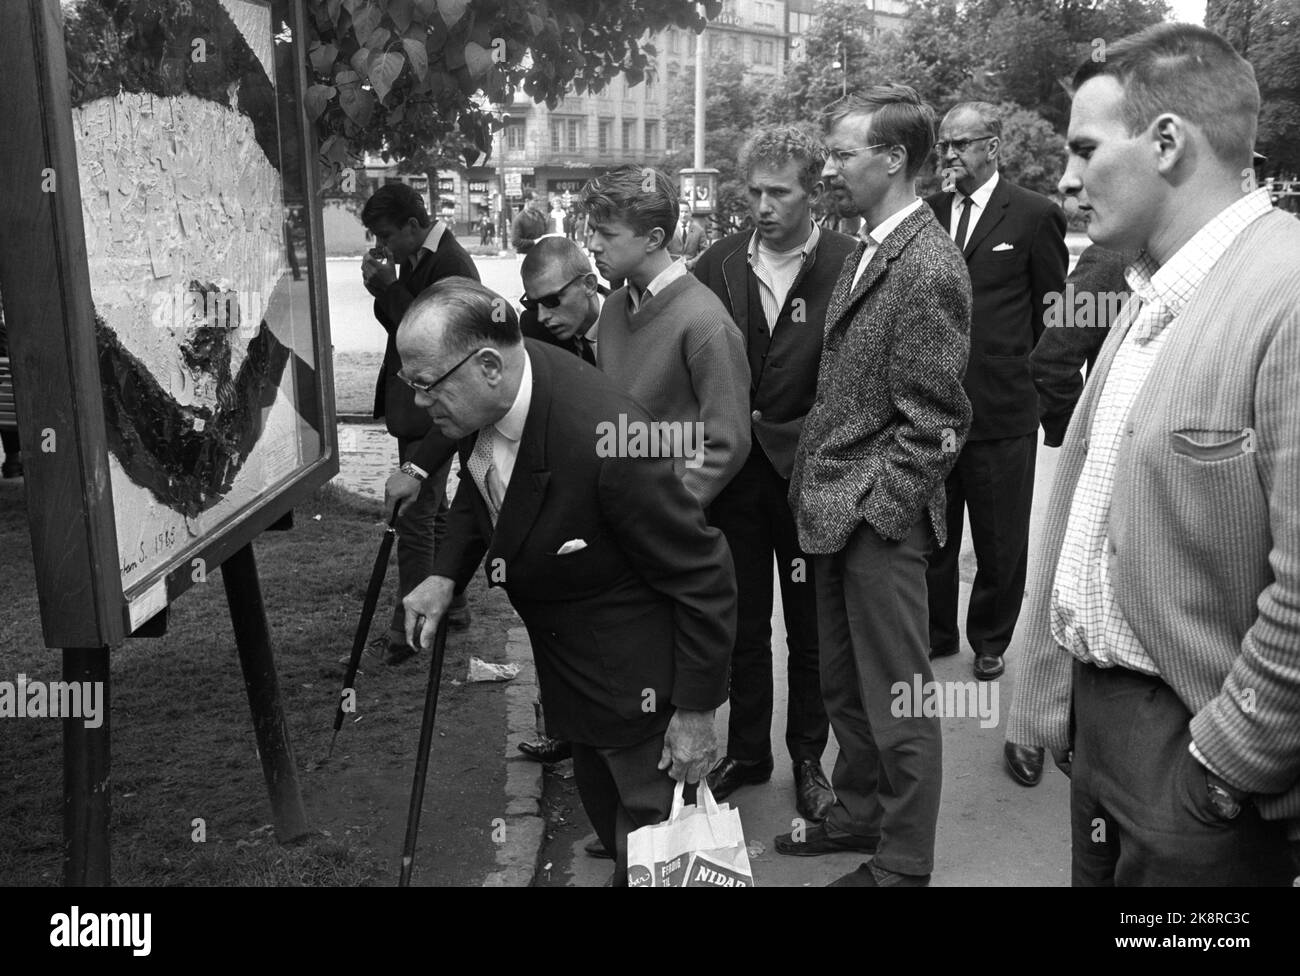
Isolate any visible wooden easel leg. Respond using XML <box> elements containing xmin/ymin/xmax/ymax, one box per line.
<box><xmin>222</xmin><ymin>542</ymin><xmax>309</xmax><ymax>842</ymax></box>
<box><xmin>63</xmin><ymin>646</ymin><xmax>110</xmax><ymax>886</ymax></box>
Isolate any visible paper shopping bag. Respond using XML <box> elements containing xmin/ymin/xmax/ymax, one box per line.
<box><xmin>626</xmin><ymin>780</ymin><xmax>755</xmax><ymax>887</ymax></box>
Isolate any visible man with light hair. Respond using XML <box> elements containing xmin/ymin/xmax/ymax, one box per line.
<box><xmin>1009</xmin><ymin>22</ymin><xmax>1300</xmax><ymax>885</ymax></box>
<box><xmin>694</xmin><ymin>126</ymin><xmax>857</xmax><ymax>824</ymax></box>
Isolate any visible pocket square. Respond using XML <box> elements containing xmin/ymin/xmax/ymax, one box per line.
<box><xmin>556</xmin><ymin>539</ymin><xmax>588</xmax><ymax>555</ymax></box>
<box><xmin>992</xmin><ymin>242</ymin><xmax>1015</xmax><ymax>251</ymax></box>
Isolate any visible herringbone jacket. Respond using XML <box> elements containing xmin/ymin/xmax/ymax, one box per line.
<box><xmin>790</xmin><ymin>204</ymin><xmax>972</xmax><ymax>554</ymax></box>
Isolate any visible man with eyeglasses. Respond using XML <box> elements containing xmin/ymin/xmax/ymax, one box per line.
<box><xmin>923</xmin><ymin>104</ymin><xmax>1068</xmax><ymax>787</ymax></box>
<box><xmin>394</xmin><ymin>278</ymin><xmax>737</xmax><ymax>886</ymax></box>
<box><xmin>777</xmin><ymin>85</ymin><xmax>972</xmax><ymax>888</ymax></box>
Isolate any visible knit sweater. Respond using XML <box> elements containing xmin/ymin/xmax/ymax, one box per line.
<box><xmin>596</xmin><ymin>274</ymin><xmax>750</xmax><ymax>506</ymax></box>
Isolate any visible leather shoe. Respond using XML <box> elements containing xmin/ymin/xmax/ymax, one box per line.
<box><xmin>793</xmin><ymin>759</ymin><xmax>835</xmax><ymax>822</ymax></box>
<box><xmin>829</xmin><ymin>862</ymin><xmax>930</xmax><ymax>887</ymax></box>
<box><xmin>928</xmin><ymin>644</ymin><xmax>959</xmax><ymax>660</ymax></box>
<box><xmin>1004</xmin><ymin>741</ymin><xmax>1044</xmax><ymax>787</ymax></box>
<box><xmin>517</xmin><ymin>737</ymin><xmax>572</xmax><ymax>763</ymax></box>
<box><xmin>706</xmin><ymin>755</ymin><xmax>773</xmax><ymax>802</ymax></box>
<box><xmin>584</xmin><ymin>836</ymin><xmax>613</xmax><ymax>859</ymax></box>
<box><xmin>974</xmin><ymin>653</ymin><xmax>1004</xmax><ymax>681</ymax></box>
<box><xmin>774</xmin><ymin>822</ymin><xmax>879</xmax><ymax>857</ymax></box>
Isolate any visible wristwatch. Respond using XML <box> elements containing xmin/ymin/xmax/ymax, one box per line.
<box><xmin>1204</xmin><ymin>771</ymin><xmax>1245</xmax><ymax>820</ymax></box>
<box><xmin>399</xmin><ymin>461</ymin><xmax>427</xmax><ymax>482</ymax></box>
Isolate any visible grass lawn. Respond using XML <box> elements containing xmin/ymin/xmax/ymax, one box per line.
<box><xmin>0</xmin><ymin>478</ymin><xmax>519</xmax><ymax>886</ymax></box>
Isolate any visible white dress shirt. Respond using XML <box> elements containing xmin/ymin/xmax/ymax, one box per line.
<box><xmin>851</xmin><ymin>198</ymin><xmax>924</xmax><ymax>291</ymax></box>
<box><xmin>628</xmin><ymin>257</ymin><xmax>689</xmax><ymax>313</ymax></box>
<box><xmin>950</xmin><ymin>170</ymin><xmax>999</xmax><ymax>250</ymax></box>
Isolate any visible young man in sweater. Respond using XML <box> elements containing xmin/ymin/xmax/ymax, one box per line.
<box><xmin>694</xmin><ymin>127</ymin><xmax>858</xmax><ymax>823</ymax></box>
<box><xmin>580</xmin><ymin>166</ymin><xmax>750</xmax><ymax>508</ymax></box>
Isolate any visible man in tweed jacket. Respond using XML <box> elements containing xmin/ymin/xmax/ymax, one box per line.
<box><xmin>1008</xmin><ymin>23</ymin><xmax>1300</xmax><ymax>885</ymax></box>
<box><xmin>776</xmin><ymin>86</ymin><xmax>972</xmax><ymax>887</ymax></box>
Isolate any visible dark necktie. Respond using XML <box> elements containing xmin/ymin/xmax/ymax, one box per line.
<box><xmin>953</xmin><ymin>196</ymin><xmax>972</xmax><ymax>252</ymax></box>
<box><xmin>574</xmin><ymin>337</ymin><xmax>597</xmax><ymax>366</ymax></box>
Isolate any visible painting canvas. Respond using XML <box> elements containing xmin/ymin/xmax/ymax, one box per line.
<box><xmin>61</xmin><ymin>0</ymin><xmax>328</xmax><ymax>627</ymax></box>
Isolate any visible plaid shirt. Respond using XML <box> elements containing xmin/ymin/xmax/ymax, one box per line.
<box><xmin>1050</xmin><ymin>189</ymin><xmax>1274</xmax><ymax>674</ymax></box>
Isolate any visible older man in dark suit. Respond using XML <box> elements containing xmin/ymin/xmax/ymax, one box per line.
<box><xmin>775</xmin><ymin>86</ymin><xmax>972</xmax><ymax>888</ymax></box>
<box><xmin>924</xmin><ymin>102</ymin><xmax>1068</xmax><ymax>690</ymax></box>
<box><xmin>395</xmin><ymin>278</ymin><xmax>736</xmax><ymax>886</ymax></box>
<box><xmin>362</xmin><ymin>183</ymin><xmax>480</xmax><ymax>662</ymax></box>
<box><xmin>694</xmin><ymin>125</ymin><xmax>857</xmax><ymax>823</ymax></box>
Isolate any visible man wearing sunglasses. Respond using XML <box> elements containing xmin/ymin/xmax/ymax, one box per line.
<box><xmin>518</xmin><ymin>236</ymin><xmax>604</xmax><ymax>365</ymax></box>
<box><xmin>922</xmin><ymin>104</ymin><xmax>1068</xmax><ymax>773</ymax></box>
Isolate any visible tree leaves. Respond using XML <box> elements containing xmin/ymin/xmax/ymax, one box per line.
<box><xmin>305</xmin><ymin>84</ymin><xmax>337</xmax><ymax>121</ymax></box>
<box><xmin>369</xmin><ymin>51</ymin><xmax>405</xmax><ymax>102</ymax></box>
<box><xmin>309</xmin><ymin>42</ymin><xmax>339</xmax><ymax>75</ymax></box>
<box><xmin>339</xmin><ymin>83</ymin><xmax>375</xmax><ymax>126</ymax></box>
<box><xmin>402</xmin><ymin>37</ymin><xmax>429</xmax><ymax>81</ymax></box>
<box><xmin>351</xmin><ymin>2</ymin><xmax>383</xmax><ymax>45</ymax></box>
<box><xmin>463</xmin><ymin>41</ymin><xmax>492</xmax><ymax>78</ymax></box>
<box><xmin>437</xmin><ymin>0</ymin><xmax>468</xmax><ymax>29</ymax></box>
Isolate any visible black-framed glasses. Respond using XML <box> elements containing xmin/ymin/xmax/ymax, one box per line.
<box><xmin>935</xmin><ymin>135</ymin><xmax>996</xmax><ymax>155</ymax></box>
<box><xmin>398</xmin><ymin>347</ymin><xmax>481</xmax><ymax>396</ymax></box>
<box><xmin>824</xmin><ymin>143</ymin><xmax>891</xmax><ymax>165</ymax></box>
<box><xmin>520</xmin><ymin>273</ymin><xmax>588</xmax><ymax>311</ymax></box>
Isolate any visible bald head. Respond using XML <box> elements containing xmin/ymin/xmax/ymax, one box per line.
<box><xmin>520</xmin><ymin>236</ymin><xmax>593</xmax><ymax>281</ymax></box>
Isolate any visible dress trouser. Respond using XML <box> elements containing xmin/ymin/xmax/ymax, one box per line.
<box><xmin>710</xmin><ymin>448</ymin><xmax>828</xmax><ymax>764</ymax></box>
<box><xmin>926</xmin><ymin>433</ymin><xmax>1036</xmax><ymax>657</ymax></box>
<box><xmin>816</xmin><ymin>518</ymin><xmax>941</xmax><ymax>877</ymax></box>
<box><xmin>1070</xmin><ymin>660</ymin><xmax>1292</xmax><ymax>886</ymax></box>
<box><xmin>389</xmin><ymin>436</ymin><xmax>454</xmax><ymax>637</ymax></box>
<box><xmin>570</xmin><ymin>729</ymin><xmax>687</xmax><ymax>886</ymax></box>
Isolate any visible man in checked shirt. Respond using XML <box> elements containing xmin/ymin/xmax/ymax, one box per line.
<box><xmin>1007</xmin><ymin>23</ymin><xmax>1300</xmax><ymax>885</ymax></box>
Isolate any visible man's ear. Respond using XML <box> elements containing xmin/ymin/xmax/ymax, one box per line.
<box><xmin>645</xmin><ymin>226</ymin><xmax>667</xmax><ymax>251</ymax></box>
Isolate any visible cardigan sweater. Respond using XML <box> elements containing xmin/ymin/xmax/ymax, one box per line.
<box><xmin>595</xmin><ymin>273</ymin><xmax>750</xmax><ymax>506</ymax></box>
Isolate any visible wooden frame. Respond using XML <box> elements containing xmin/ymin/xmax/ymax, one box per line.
<box><xmin>0</xmin><ymin>0</ymin><xmax>338</xmax><ymax>649</ymax></box>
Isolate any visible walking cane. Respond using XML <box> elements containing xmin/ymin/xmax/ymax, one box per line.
<box><xmin>399</xmin><ymin>613</ymin><xmax>450</xmax><ymax>887</ymax></box>
<box><xmin>327</xmin><ymin>499</ymin><xmax>402</xmax><ymax>760</ymax></box>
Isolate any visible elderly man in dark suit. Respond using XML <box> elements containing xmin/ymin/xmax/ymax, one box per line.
<box><xmin>394</xmin><ymin>278</ymin><xmax>736</xmax><ymax>886</ymax></box>
<box><xmin>361</xmin><ymin>183</ymin><xmax>480</xmax><ymax>662</ymax></box>
<box><xmin>775</xmin><ymin>86</ymin><xmax>972</xmax><ymax>888</ymax></box>
<box><xmin>924</xmin><ymin>102</ymin><xmax>1068</xmax><ymax>691</ymax></box>
<box><xmin>694</xmin><ymin>125</ymin><xmax>856</xmax><ymax>823</ymax></box>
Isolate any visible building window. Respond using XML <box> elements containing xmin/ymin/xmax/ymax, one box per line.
<box><xmin>506</xmin><ymin>122</ymin><xmax>525</xmax><ymax>150</ymax></box>
<box><xmin>622</xmin><ymin>120</ymin><xmax>635</xmax><ymax>152</ymax></box>
<box><xmin>644</xmin><ymin>120</ymin><xmax>659</xmax><ymax>152</ymax></box>
<box><xmin>687</xmin><ymin>33</ymin><xmax>696</xmax><ymax>56</ymax></box>
<box><xmin>668</xmin><ymin>30</ymin><xmax>680</xmax><ymax>55</ymax></box>
<box><xmin>550</xmin><ymin>120</ymin><xmax>562</xmax><ymax>153</ymax></box>
<box><xmin>567</xmin><ymin>118</ymin><xmax>582</xmax><ymax>151</ymax></box>
<box><xmin>598</xmin><ymin>119</ymin><xmax>612</xmax><ymax>154</ymax></box>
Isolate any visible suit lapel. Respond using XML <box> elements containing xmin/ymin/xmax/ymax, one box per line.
<box><xmin>827</xmin><ymin>209</ymin><xmax>932</xmax><ymax>331</ymax></box>
<box><xmin>488</xmin><ymin>346</ymin><xmax>553</xmax><ymax>567</ymax></box>
<box><xmin>962</xmin><ymin>179</ymin><xmax>1010</xmax><ymax>260</ymax></box>
<box><xmin>824</xmin><ymin>240</ymin><xmax>866</xmax><ymax>333</ymax></box>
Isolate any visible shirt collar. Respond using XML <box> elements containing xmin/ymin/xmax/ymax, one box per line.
<box><xmin>747</xmin><ymin>220</ymin><xmax>822</xmax><ymax>265</ymax></box>
<box><xmin>409</xmin><ymin>220</ymin><xmax>447</xmax><ymax>268</ymax></box>
<box><xmin>957</xmin><ymin>170</ymin><xmax>999</xmax><ymax>212</ymax></box>
<box><xmin>864</xmin><ymin>198</ymin><xmax>924</xmax><ymax>248</ymax></box>
<box><xmin>494</xmin><ymin>349</ymin><xmax>533</xmax><ymax>444</ymax></box>
<box><xmin>582</xmin><ymin>295</ymin><xmax>603</xmax><ymax>342</ymax></box>
<box><xmin>630</xmin><ymin>258</ymin><xmax>689</xmax><ymax>310</ymax></box>
<box><xmin>1123</xmin><ymin>189</ymin><xmax>1273</xmax><ymax>335</ymax></box>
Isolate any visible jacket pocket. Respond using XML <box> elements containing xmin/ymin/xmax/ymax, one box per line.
<box><xmin>1170</xmin><ymin>428</ymin><xmax>1253</xmax><ymax>462</ymax></box>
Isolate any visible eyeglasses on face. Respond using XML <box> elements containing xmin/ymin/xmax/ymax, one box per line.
<box><xmin>398</xmin><ymin>347</ymin><xmax>481</xmax><ymax>396</ymax></box>
<box><xmin>935</xmin><ymin>135</ymin><xmax>996</xmax><ymax>155</ymax></box>
<box><xmin>825</xmin><ymin>143</ymin><xmax>891</xmax><ymax>165</ymax></box>
<box><xmin>520</xmin><ymin>273</ymin><xmax>588</xmax><ymax>311</ymax></box>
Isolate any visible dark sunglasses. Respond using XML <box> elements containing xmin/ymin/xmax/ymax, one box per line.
<box><xmin>520</xmin><ymin>273</ymin><xmax>588</xmax><ymax>311</ymax></box>
<box><xmin>398</xmin><ymin>347</ymin><xmax>481</xmax><ymax>396</ymax></box>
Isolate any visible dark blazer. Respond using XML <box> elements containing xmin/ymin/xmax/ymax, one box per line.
<box><xmin>367</xmin><ymin>224</ymin><xmax>479</xmax><ymax>437</ymax></box>
<box><xmin>694</xmin><ymin>226</ymin><xmax>858</xmax><ymax>479</ymax></box>
<box><xmin>667</xmin><ymin>219</ymin><xmax>707</xmax><ymax>266</ymax></box>
<box><xmin>925</xmin><ymin>177</ymin><xmax>1067</xmax><ymax>442</ymax></box>
<box><xmin>1030</xmin><ymin>243</ymin><xmax>1129</xmax><ymax>447</ymax></box>
<box><xmin>790</xmin><ymin>205</ymin><xmax>972</xmax><ymax>554</ymax></box>
<box><xmin>425</xmin><ymin>340</ymin><xmax>737</xmax><ymax>747</ymax></box>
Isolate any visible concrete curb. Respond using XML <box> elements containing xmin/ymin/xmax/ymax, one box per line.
<box><xmin>482</xmin><ymin>625</ymin><xmax>545</xmax><ymax>887</ymax></box>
